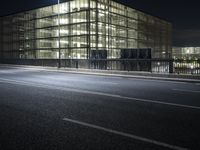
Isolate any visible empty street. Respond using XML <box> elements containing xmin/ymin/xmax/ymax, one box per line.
<box><xmin>0</xmin><ymin>66</ymin><xmax>200</xmax><ymax>150</ymax></box>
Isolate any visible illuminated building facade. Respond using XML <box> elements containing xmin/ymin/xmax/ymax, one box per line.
<box><xmin>173</xmin><ymin>47</ymin><xmax>200</xmax><ymax>60</ymax></box>
<box><xmin>0</xmin><ymin>0</ymin><xmax>172</xmax><ymax>64</ymax></box>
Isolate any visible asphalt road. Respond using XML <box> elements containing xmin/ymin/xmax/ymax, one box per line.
<box><xmin>0</xmin><ymin>66</ymin><xmax>200</xmax><ymax>150</ymax></box>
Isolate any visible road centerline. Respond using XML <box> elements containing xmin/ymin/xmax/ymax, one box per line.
<box><xmin>62</xmin><ymin>117</ymin><xmax>189</xmax><ymax>150</ymax></box>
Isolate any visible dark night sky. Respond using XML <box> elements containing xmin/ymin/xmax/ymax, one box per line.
<box><xmin>0</xmin><ymin>0</ymin><xmax>200</xmax><ymax>46</ymax></box>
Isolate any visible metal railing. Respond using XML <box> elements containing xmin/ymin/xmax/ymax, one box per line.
<box><xmin>1</xmin><ymin>58</ymin><xmax>200</xmax><ymax>75</ymax></box>
<box><xmin>173</xmin><ymin>59</ymin><xmax>200</xmax><ymax>75</ymax></box>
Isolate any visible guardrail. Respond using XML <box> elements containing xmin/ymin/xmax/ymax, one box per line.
<box><xmin>0</xmin><ymin>59</ymin><xmax>200</xmax><ymax>75</ymax></box>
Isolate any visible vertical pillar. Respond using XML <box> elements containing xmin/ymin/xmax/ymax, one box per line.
<box><xmin>58</xmin><ymin>0</ymin><xmax>61</xmax><ymax>68</ymax></box>
<box><xmin>68</xmin><ymin>2</ymin><xmax>72</xmax><ymax>67</ymax></box>
<box><xmin>126</xmin><ymin>7</ymin><xmax>128</xmax><ymax>49</ymax></box>
<box><xmin>95</xmin><ymin>0</ymin><xmax>99</xmax><ymax>51</ymax></box>
<box><xmin>0</xmin><ymin>18</ymin><xmax>2</xmax><ymax>61</ymax></box>
<box><xmin>87</xmin><ymin>0</ymin><xmax>91</xmax><ymax>59</ymax></box>
<box><xmin>169</xmin><ymin>59</ymin><xmax>174</xmax><ymax>73</ymax></box>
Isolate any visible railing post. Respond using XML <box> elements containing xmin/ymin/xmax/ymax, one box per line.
<box><xmin>169</xmin><ymin>59</ymin><xmax>174</xmax><ymax>74</ymax></box>
<box><xmin>76</xmin><ymin>60</ymin><xmax>78</xmax><ymax>69</ymax></box>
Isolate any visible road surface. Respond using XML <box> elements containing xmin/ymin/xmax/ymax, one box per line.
<box><xmin>0</xmin><ymin>66</ymin><xmax>200</xmax><ymax>150</ymax></box>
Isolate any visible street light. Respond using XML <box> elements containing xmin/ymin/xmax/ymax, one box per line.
<box><xmin>58</xmin><ymin>0</ymin><xmax>61</xmax><ymax>68</ymax></box>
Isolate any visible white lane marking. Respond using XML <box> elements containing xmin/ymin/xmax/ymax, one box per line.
<box><xmin>0</xmin><ymin>78</ymin><xmax>200</xmax><ymax>110</ymax></box>
<box><xmin>0</xmin><ymin>70</ymin><xmax>23</xmax><ymax>74</ymax></box>
<box><xmin>173</xmin><ymin>89</ymin><xmax>200</xmax><ymax>93</ymax></box>
<box><xmin>32</xmin><ymin>75</ymin><xmax>118</xmax><ymax>85</ymax></box>
<box><xmin>63</xmin><ymin>118</ymin><xmax>189</xmax><ymax>150</ymax></box>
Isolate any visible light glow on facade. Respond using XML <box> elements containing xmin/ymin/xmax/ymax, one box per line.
<box><xmin>0</xmin><ymin>0</ymin><xmax>172</xmax><ymax>60</ymax></box>
<box><xmin>173</xmin><ymin>47</ymin><xmax>200</xmax><ymax>60</ymax></box>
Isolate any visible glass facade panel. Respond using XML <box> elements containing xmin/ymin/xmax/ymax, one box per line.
<box><xmin>0</xmin><ymin>0</ymin><xmax>172</xmax><ymax>60</ymax></box>
<box><xmin>173</xmin><ymin>47</ymin><xmax>200</xmax><ymax>60</ymax></box>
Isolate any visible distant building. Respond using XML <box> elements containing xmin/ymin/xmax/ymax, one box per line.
<box><xmin>0</xmin><ymin>0</ymin><xmax>172</xmax><ymax>68</ymax></box>
<box><xmin>173</xmin><ymin>47</ymin><xmax>200</xmax><ymax>60</ymax></box>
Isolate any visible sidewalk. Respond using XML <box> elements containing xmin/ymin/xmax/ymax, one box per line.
<box><xmin>1</xmin><ymin>64</ymin><xmax>200</xmax><ymax>83</ymax></box>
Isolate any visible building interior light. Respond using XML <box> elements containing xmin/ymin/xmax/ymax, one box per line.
<box><xmin>56</xmin><ymin>52</ymin><xmax>59</xmax><ymax>58</ymax></box>
<box><xmin>59</xmin><ymin>4</ymin><xmax>68</xmax><ymax>13</ymax></box>
<box><xmin>58</xmin><ymin>19</ymin><xmax>68</xmax><ymax>24</ymax></box>
<box><xmin>60</xmin><ymin>41</ymin><xmax>68</xmax><ymax>43</ymax></box>
<box><xmin>60</xmin><ymin>30</ymin><xmax>68</xmax><ymax>34</ymax></box>
<box><xmin>77</xmin><ymin>53</ymin><xmax>81</xmax><ymax>59</ymax></box>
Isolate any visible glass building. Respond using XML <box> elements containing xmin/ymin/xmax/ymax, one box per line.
<box><xmin>0</xmin><ymin>0</ymin><xmax>172</xmax><ymax>62</ymax></box>
<box><xmin>173</xmin><ymin>47</ymin><xmax>200</xmax><ymax>60</ymax></box>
